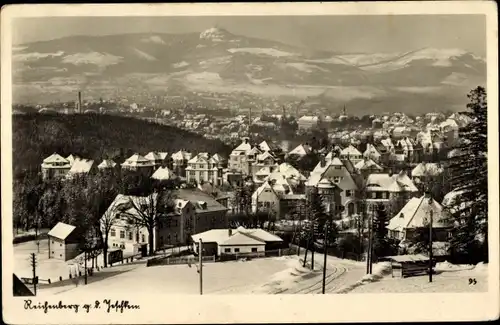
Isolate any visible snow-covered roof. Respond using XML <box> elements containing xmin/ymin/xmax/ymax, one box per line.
<box><xmin>387</xmin><ymin>195</ymin><xmax>447</xmax><ymax>231</ymax></box>
<box><xmin>233</xmin><ymin>139</ymin><xmax>252</xmax><ymax>152</ymax></box>
<box><xmin>122</xmin><ymin>154</ymin><xmax>154</xmax><ymax>167</ymax></box>
<box><xmin>363</xmin><ymin>144</ymin><xmax>381</xmax><ymax>158</ymax></box>
<box><xmin>298</xmin><ymin>115</ymin><xmax>319</xmax><ymax>122</ymax></box>
<box><xmin>48</xmin><ymin>222</ymin><xmax>76</xmax><ymax>240</ymax></box>
<box><xmin>288</xmin><ymin>144</ymin><xmax>311</xmax><ymax>156</ymax></box>
<box><xmin>220</xmin><ymin>232</ymin><xmax>265</xmax><ymax>246</ymax></box>
<box><xmin>354</xmin><ymin>158</ymin><xmax>383</xmax><ymax>171</ymax></box>
<box><xmin>43</xmin><ymin>153</ymin><xmax>69</xmax><ymax>165</ymax></box>
<box><xmin>411</xmin><ymin>163</ymin><xmax>444</xmax><ymax>177</ymax></box>
<box><xmin>366</xmin><ymin>172</ymin><xmax>418</xmax><ymax>192</ymax></box>
<box><xmin>259</xmin><ymin>141</ymin><xmax>272</xmax><ymax>152</ymax></box>
<box><xmin>171</xmin><ymin>150</ymin><xmax>192</xmax><ymax>161</ymax></box>
<box><xmin>98</xmin><ymin>159</ymin><xmax>117</xmax><ymax>169</ymax></box>
<box><xmin>151</xmin><ymin>167</ymin><xmax>176</xmax><ymax>180</ymax></box>
<box><xmin>191</xmin><ymin>227</ymin><xmax>282</xmax><ymax>245</ymax></box>
<box><xmin>145</xmin><ymin>151</ymin><xmax>168</xmax><ymax>161</ymax></box>
<box><xmin>67</xmin><ymin>158</ymin><xmax>94</xmax><ymax>176</ymax></box>
<box><xmin>340</xmin><ymin>144</ymin><xmax>362</xmax><ymax>156</ymax></box>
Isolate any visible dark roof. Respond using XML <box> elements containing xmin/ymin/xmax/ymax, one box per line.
<box><xmin>13</xmin><ymin>274</ymin><xmax>34</xmax><ymax>296</ymax></box>
<box><xmin>175</xmin><ymin>189</ymin><xmax>228</xmax><ymax>214</ymax></box>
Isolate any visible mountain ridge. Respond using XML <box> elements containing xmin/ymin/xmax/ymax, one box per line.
<box><xmin>12</xmin><ymin>27</ymin><xmax>486</xmax><ymax>113</ymax></box>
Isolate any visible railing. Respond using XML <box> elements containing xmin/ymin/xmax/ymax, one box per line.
<box><xmin>147</xmin><ymin>255</ymin><xmax>216</xmax><ymax>267</ymax></box>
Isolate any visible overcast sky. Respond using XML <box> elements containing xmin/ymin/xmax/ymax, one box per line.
<box><xmin>13</xmin><ymin>15</ymin><xmax>486</xmax><ymax>55</ymax></box>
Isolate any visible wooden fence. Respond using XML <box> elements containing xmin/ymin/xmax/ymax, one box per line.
<box><xmin>147</xmin><ymin>255</ymin><xmax>216</xmax><ymax>267</ymax></box>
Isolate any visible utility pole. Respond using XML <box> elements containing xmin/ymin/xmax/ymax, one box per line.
<box><xmin>366</xmin><ymin>205</ymin><xmax>371</xmax><ymax>274</ymax></box>
<box><xmin>322</xmin><ymin>220</ymin><xmax>329</xmax><ymax>294</ymax></box>
<box><xmin>30</xmin><ymin>253</ymin><xmax>37</xmax><ymax>295</ymax></box>
<box><xmin>429</xmin><ymin>209</ymin><xmax>433</xmax><ymax>283</ymax></box>
<box><xmin>199</xmin><ymin>239</ymin><xmax>203</xmax><ymax>295</ymax></box>
<box><xmin>84</xmin><ymin>250</ymin><xmax>88</xmax><ymax>285</ymax></box>
<box><xmin>369</xmin><ymin>204</ymin><xmax>374</xmax><ymax>274</ymax></box>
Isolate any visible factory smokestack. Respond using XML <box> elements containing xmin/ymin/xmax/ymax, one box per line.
<box><xmin>78</xmin><ymin>91</ymin><xmax>82</xmax><ymax>114</ymax></box>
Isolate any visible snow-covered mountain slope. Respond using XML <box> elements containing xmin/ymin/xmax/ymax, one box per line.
<box><xmin>12</xmin><ymin>27</ymin><xmax>486</xmax><ymax>109</ymax></box>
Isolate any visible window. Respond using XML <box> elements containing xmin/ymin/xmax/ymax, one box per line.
<box><xmin>371</xmin><ymin>192</ymin><xmax>377</xmax><ymax>199</ymax></box>
<box><xmin>60</xmin><ymin>254</ymin><xmax>62</xmax><ymax>257</ymax></box>
<box><xmin>110</xmin><ymin>228</ymin><xmax>116</xmax><ymax>237</ymax></box>
<box><xmin>333</xmin><ymin>177</ymin><xmax>340</xmax><ymax>183</ymax></box>
<box><xmin>141</xmin><ymin>234</ymin><xmax>145</xmax><ymax>243</ymax></box>
<box><xmin>198</xmin><ymin>164</ymin><xmax>204</xmax><ymax>169</ymax></box>
<box><xmin>234</xmin><ymin>248</ymin><xmax>240</xmax><ymax>253</ymax></box>
<box><xmin>52</xmin><ymin>251</ymin><xmax>54</xmax><ymax>255</ymax></box>
<box><xmin>60</xmin><ymin>243</ymin><xmax>62</xmax><ymax>247</ymax></box>
<box><xmin>251</xmin><ymin>248</ymin><xmax>258</xmax><ymax>253</ymax></box>
<box><xmin>189</xmin><ymin>171</ymin><xmax>195</xmax><ymax>176</ymax></box>
<box><xmin>52</xmin><ymin>240</ymin><xmax>54</xmax><ymax>244</ymax></box>
<box><xmin>345</xmin><ymin>190</ymin><xmax>352</xmax><ymax>197</ymax></box>
<box><xmin>335</xmin><ymin>166</ymin><xmax>341</xmax><ymax>170</ymax></box>
<box><xmin>120</xmin><ymin>230</ymin><xmax>125</xmax><ymax>239</ymax></box>
<box><xmin>224</xmin><ymin>248</ymin><xmax>231</xmax><ymax>253</ymax></box>
<box><xmin>128</xmin><ymin>232</ymin><xmax>133</xmax><ymax>240</ymax></box>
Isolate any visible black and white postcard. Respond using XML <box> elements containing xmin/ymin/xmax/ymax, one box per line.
<box><xmin>1</xmin><ymin>2</ymin><xmax>499</xmax><ymax>324</ymax></box>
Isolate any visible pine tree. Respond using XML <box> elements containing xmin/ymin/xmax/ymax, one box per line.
<box><xmin>301</xmin><ymin>188</ymin><xmax>328</xmax><ymax>269</ymax></box>
<box><xmin>445</xmin><ymin>86</ymin><xmax>488</xmax><ymax>263</ymax></box>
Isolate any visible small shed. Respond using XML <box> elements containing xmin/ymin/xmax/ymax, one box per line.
<box><xmin>47</xmin><ymin>222</ymin><xmax>80</xmax><ymax>261</ymax></box>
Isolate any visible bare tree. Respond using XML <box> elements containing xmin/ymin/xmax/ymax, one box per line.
<box><xmin>127</xmin><ymin>189</ymin><xmax>176</xmax><ymax>256</ymax></box>
<box><xmin>99</xmin><ymin>199</ymin><xmax>126</xmax><ymax>267</ymax></box>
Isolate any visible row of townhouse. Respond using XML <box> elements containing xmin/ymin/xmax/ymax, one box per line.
<box><xmin>40</xmin><ymin>149</ymin><xmax>224</xmax><ymax>181</ymax></box>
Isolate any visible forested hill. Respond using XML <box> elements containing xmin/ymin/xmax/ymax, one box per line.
<box><xmin>12</xmin><ymin>113</ymin><xmax>232</xmax><ymax>178</ymax></box>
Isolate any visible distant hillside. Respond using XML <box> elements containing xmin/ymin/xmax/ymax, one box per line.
<box><xmin>12</xmin><ymin>113</ymin><xmax>232</xmax><ymax>178</ymax></box>
<box><xmin>13</xmin><ymin>28</ymin><xmax>486</xmax><ymax>113</ymax></box>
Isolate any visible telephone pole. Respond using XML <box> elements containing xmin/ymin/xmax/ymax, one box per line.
<box><xmin>369</xmin><ymin>205</ymin><xmax>374</xmax><ymax>274</ymax></box>
<box><xmin>322</xmin><ymin>220</ymin><xmax>329</xmax><ymax>294</ymax></box>
<box><xmin>84</xmin><ymin>250</ymin><xmax>88</xmax><ymax>285</ymax></box>
<box><xmin>429</xmin><ymin>209</ymin><xmax>433</xmax><ymax>283</ymax></box>
<box><xmin>199</xmin><ymin>239</ymin><xmax>203</xmax><ymax>295</ymax></box>
<box><xmin>30</xmin><ymin>253</ymin><xmax>37</xmax><ymax>295</ymax></box>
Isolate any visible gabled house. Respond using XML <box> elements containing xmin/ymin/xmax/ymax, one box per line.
<box><xmin>41</xmin><ymin>153</ymin><xmax>72</xmax><ymax>180</ymax></box>
<box><xmin>66</xmin><ymin>158</ymin><xmax>96</xmax><ymax>180</ymax></box>
<box><xmin>387</xmin><ymin>194</ymin><xmax>449</xmax><ymax>242</ymax></box>
<box><xmin>48</xmin><ymin>222</ymin><xmax>81</xmax><ymax>261</ymax></box>
<box><xmin>121</xmin><ymin>153</ymin><xmax>155</xmax><ymax>175</ymax></box>
<box><xmin>251</xmin><ymin>151</ymin><xmax>278</xmax><ymax>175</ymax></box>
<box><xmin>411</xmin><ymin>162</ymin><xmax>444</xmax><ymax>185</ymax></box>
<box><xmin>287</xmin><ymin>143</ymin><xmax>312</xmax><ymax>158</ymax></box>
<box><xmin>98</xmin><ymin>159</ymin><xmax>118</xmax><ymax>171</ymax></box>
<box><xmin>228</xmin><ymin>138</ymin><xmax>254</xmax><ymax>176</ymax></box>
<box><xmin>363</xmin><ymin>144</ymin><xmax>382</xmax><ymax>162</ymax></box>
<box><xmin>145</xmin><ymin>151</ymin><xmax>168</xmax><ymax>167</ymax></box>
<box><xmin>151</xmin><ymin>166</ymin><xmax>177</xmax><ymax>181</ymax></box>
<box><xmin>306</xmin><ymin>157</ymin><xmax>359</xmax><ymax>217</ymax></box>
<box><xmin>355</xmin><ymin>158</ymin><xmax>383</xmax><ymax>175</ymax></box>
<box><xmin>186</xmin><ymin>153</ymin><xmax>224</xmax><ymax>186</ymax></box>
<box><xmin>102</xmin><ymin>192</ymin><xmax>198</xmax><ymax>255</ymax></box>
<box><xmin>364</xmin><ymin>171</ymin><xmax>419</xmax><ymax>213</ymax></box>
<box><xmin>171</xmin><ymin>150</ymin><xmax>192</xmax><ymax>177</ymax></box>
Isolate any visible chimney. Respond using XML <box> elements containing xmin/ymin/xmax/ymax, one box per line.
<box><xmin>320</xmin><ymin>154</ymin><xmax>326</xmax><ymax>167</ymax></box>
<box><xmin>228</xmin><ymin>229</ymin><xmax>233</xmax><ymax>236</ymax></box>
<box><xmin>78</xmin><ymin>91</ymin><xmax>82</xmax><ymax>114</ymax></box>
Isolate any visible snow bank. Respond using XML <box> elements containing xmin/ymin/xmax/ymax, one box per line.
<box><xmin>252</xmin><ymin>256</ymin><xmax>316</xmax><ymax>294</ymax></box>
<box><xmin>336</xmin><ymin>262</ymin><xmax>391</xmax><ymax>293</ymax></box>
<box><xmin>435</xmin><ymin>261</ymin><xmax>475</xmax><ymax>272</ymax></box>
<box><xmin>473</xmin><ymin>262</ymin><xmax>488</xmax><ymax>274</ymax></box>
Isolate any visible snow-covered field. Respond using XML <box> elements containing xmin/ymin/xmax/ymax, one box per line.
<box><xmin>346</xmin><ymin>262</ymin><xmax>488</xmax><ymax>293</ymax></box>
<box><xmin>29</xmin><ymin>245</ymin><xmax>489</xmax><ymax>296</ymax></box>
<box><xmin>40</xmin><ymin>253</ymin><xmax>368</xmax><ymax>296</ymax></box>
